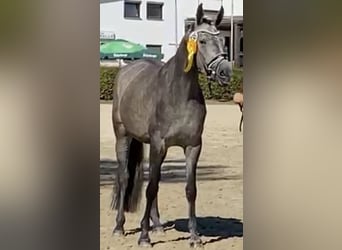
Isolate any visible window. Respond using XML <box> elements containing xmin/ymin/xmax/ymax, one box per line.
<box><xmin>146</xmin><ymin>44</ymin><xmax>162</xmax><ymax>54</ymax></box>
<box><xmin>225</xmin><ymin>37</ymin><xmax>230</xmax><ymax>59</ymax></box>
<box><xmin>124</xmin><ymin>1</ymin><xmax>141</xmax><ymax>18</ymax></box>
<box><xmin>240</xmin><ymin>37</ymin><xmax>243</xmax><ymax>52</ymax></box>
<box><xmin>147</xmin><ymin>3</ymin><xmax>163</xmax><ymax>20</ymax></box>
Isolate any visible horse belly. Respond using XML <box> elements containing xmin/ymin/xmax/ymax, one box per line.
<box><xmin>124</xmin><ymin>121</ymin><xmax>150</xmax><ymax>143</ymax></box>
<box><xmin>119</xmin><ymin>88</ymin><xmax>152</xmax><ymax>143</ymax></box>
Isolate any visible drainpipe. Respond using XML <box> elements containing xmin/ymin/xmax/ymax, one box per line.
<box><xmin>174</xmin><ymin>0</ymin><xmax>178</xmax><ymax>50</ymax></box>
<box><xmin>230</xmin><ymin>0</ymin><xmax>234</xmax><ymax>66</ymax></box>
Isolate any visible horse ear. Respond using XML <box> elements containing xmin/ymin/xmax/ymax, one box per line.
<box><xmin>184</xmin><ymin>23</ymin><xmax>195</xmax><ymax>41</ymax></box>
<box><xmin>189</xmin><ymin>23</ymin><xmax>195</xmax><ymax>32</ymax></box>
<box><xmin>215</xmin><ymin>6</ymin><xmax>224</xmax><ymax>27</ymax></box>
<box><xmin>196</xmin><ymin>3</ymin><xmax>204</xmax><ymax>25</ymax></box>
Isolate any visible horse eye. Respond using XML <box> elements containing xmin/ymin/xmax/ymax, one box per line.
<box><xmin>199</xmin><ymin>40</ymin><xmax>206</xmax><ymax>45</ymax></box>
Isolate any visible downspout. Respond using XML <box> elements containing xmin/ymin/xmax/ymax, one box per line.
<box><xmin>174</xmin><ymin>0</ymin><xmax>178</xmax><ymax>50</ymax></box>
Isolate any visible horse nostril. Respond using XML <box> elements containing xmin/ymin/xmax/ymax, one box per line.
<box><xmin>218</xmin><ymin>69</ymin><xmax>230</xmax><ymax>81</ymax></box>
<box><xmin>216</xmin><ymin>60</ymin><xmax>231</xmax><ymax>78</ymax></box>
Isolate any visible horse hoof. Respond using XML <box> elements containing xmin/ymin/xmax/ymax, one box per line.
<box><xmin>189</xmin><ymin>239</ymin><xmax>203</xmax><ymax>248</ymax></box>
<box><xmin>138</xmin><ymin>239</ymin><xmax>152</xmax><ymax>248</ymax></box>
<box><xmin>152</xmin><ymin>226</ymin><xmax>165</xmax><ymax>235</ymax></box>
<box><xmin>113</xmin><ymin>229</ymin><xmax>125</xmax><ymax>237</ymax></box>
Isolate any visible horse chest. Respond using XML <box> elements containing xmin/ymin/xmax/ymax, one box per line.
<box><xmin>161</xmin><ymin>104</ymin><xmax>206</xmax><ymax>146</ymax></box>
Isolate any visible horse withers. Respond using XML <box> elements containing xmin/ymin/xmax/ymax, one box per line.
<box><xmin>111</xmin><ymin>4</ymin><xmax>232</xmax><ymax>248</ymax></box>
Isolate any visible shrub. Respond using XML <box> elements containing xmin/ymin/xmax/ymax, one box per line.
<box><xmin>100</xmin><ymin>66</ymin><xmax>243</xmax><ymax>101</ymax></box>
<box><xmin>100</xmin><ymin>67</ymin><xmax>119</xmax><ymax>100</ymax></box>
<box><xmin>198</xmin><ymin>67</ymin><xmax>243</xmax><ymax>101</ymax></box>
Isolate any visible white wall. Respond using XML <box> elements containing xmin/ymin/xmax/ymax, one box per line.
<box><xmin>100</xmin><ymin>0</ymin><xmax>174</xmax><ymax>61</ymax></box>
<box><xmin>100</xmin><ymin>0</ymin><xmax>243</xmax><ymax>61</ymax></box>
<box><xmin>176</xmin><ymin>0</ymin><xmax>243</xmax><ymax>47</ymax></box>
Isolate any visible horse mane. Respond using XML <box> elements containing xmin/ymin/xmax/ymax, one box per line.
<box><xmin>152</xmin><ymin>31</ymin><xmax>202</xmax><ymax>103</ymax></box>
<box><xmin>174</xmin><ymin>36</ymin><xmax>188</xmax><ymax>69</ymax></box>
<box><xmin>161</xmin><ymin>31</ymin><xmax>197</xmax><ymax>77</ymax></box>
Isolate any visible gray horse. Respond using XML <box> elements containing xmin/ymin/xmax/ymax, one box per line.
<box><xmin>112</xmin><ymin>4</ymin><xmax>232</xmax><ymax>248</ymax></box>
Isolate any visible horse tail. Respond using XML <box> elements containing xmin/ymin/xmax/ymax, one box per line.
<box><xmin>112</xmin><ymin>138</ymin><xmax>144</xmax><ymax>213</ymax></box>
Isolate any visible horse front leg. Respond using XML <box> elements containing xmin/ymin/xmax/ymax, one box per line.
<box><xmin>138</xmin><ymin>139</ymin><xmax>166</xmax><ymax>247</ymax></box>
<box><xmin>184</xmin><ymin>143</ymin><xmax>202</xmax><ymax>248</ymax></box>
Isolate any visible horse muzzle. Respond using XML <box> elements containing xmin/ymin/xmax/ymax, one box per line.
<box><xmin>207</xmin><ymin>56</ymin><xmax>232</xmax><ymax>86</ymax></box>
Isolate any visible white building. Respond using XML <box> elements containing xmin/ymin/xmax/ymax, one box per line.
<box><xmin>100</xmin><ymin>0</ymin><xmax>243</xmax><ymax>62</ymax></box>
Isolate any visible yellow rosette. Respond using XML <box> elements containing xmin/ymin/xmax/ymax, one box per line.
<box><xmin>184</xmin><ymin>33</ymin><xmax>198</xmax><ymax>72</ymax></box>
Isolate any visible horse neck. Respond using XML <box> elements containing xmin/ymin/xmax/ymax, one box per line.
<box><xmin>162</xmin><ymin>37</ymin><xmax>203</xmax><ymax>103</ymax></box>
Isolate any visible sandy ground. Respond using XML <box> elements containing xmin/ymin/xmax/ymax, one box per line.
<box><xmin>100</xmin><ymin>103</ymin><xmax>243</xmax><ymax>250</ymax></box>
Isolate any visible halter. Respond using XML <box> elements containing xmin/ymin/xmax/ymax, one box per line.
<box><xmin>190</xmin><ymin>30</ymin><xmax>228</xmax><ymax>83</ymax></box>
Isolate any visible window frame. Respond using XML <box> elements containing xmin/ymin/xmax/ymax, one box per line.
<box><xmin>124</xmin><ymin>1</ymin><xmax>142</xmax><ymax>19</ymax></box>
<box><xmin>146</xmin><ymin>2</ymin><xmax>163</xmax><ymax>21</ymax></box>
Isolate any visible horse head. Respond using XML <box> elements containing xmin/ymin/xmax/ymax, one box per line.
<box><xmin>184</xmin><ymin>3</ymin><xmax>233</xmax><ymax>86</ymax></box>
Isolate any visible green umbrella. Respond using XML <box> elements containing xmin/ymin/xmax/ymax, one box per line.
<box><xmin>137</xmin><ymin>49</ymin><xmax>164</xmax><ymax>60</ymax></box>
<box><xmin>100</xmin><ymin>39</ymin><xmax>163</xmax><ymax>60</ymax></box>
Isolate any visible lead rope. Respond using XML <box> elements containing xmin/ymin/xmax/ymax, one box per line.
<box><xmin>238</xmin><ymin>103</ymin><xmax>243</xmax><ymax>132</ymax></box>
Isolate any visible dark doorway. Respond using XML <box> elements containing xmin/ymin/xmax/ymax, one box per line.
<box><xmin>224</xmin><ymin>36</ymin><xmax>230</xmax><ymax>59</ymax></box>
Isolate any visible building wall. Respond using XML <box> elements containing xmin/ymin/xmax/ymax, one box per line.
<box><xmin>100</xmin><ymin>0</ymin><xmax>243</xmax><ymax>61</ymax></box>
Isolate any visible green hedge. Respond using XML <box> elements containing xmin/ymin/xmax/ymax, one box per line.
<box><xmin>100</xmin><ymin>66</ymin><xmax>242</xmax><ymax>101</ymax></box>
<box><xmin>100</xmin><ymin>67</ymin><xmax>119</xmax><ymax>100</ymax></box>
<box><xmin>199</xmin><ymin>67</ymin><xmax>243</xmax><ymax>101</ymax></box>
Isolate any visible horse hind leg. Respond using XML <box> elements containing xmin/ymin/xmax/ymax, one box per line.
<box><xmin>112</xmin><ymin>122</ymin><xmax>145</xmax><ymax>236</ymax></box>
<box><xmin>112</xmin><ymin>133</ymin><xmax>130</xmax><ymax>236</ymax></box>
